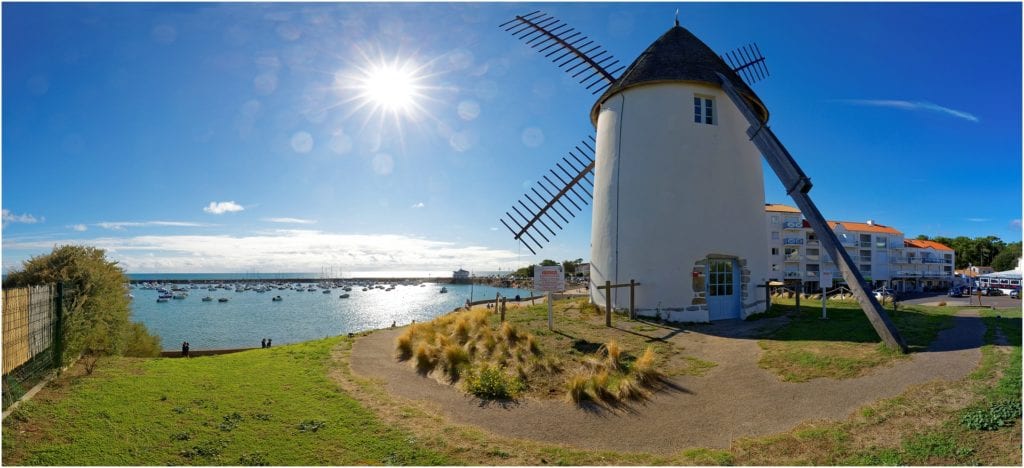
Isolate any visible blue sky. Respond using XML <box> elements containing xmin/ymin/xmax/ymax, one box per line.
<box><xmin>3</xmin><ymin>2</ymin><xmax>1021</xmax><ymax>274</ymax></box>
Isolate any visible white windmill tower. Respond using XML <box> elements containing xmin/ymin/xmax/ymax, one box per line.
<box><xmin>497</xmin><ymin>11</ymin><xmax>908</xmax><ymax>351</ymax></box>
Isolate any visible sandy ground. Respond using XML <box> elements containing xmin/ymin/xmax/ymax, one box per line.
<box><xmin>349</xmin><ymin>309</ymin><xmax>985</xmax><ymax>454</ymax></box>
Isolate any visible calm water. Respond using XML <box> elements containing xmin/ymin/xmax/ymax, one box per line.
<box><xmin>130</xmin><ymin>281</ymin><xmax>535</xmax><ymax>351</ymax></box>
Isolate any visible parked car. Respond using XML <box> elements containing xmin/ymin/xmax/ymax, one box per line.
<box><xmin>1010</xmin><ymin>289</ymin><xmax>1020</xmax><ymax>299</ymax></box>
<box><xmin>947</xmin><ymin>288</ymin><xmax>965</xmax><ymax>298</ymax></box>
<box><xmin>873</xmin><ymin>287</ymin><xmax>897</xmax><ymax>300</ymax></box>
<box><xmin>982</xmin><ymin>288</ymin><xmax>1003</xmax><ymax>296</ymax></box>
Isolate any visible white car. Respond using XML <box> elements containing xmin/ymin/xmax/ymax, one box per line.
<box><xmin>873</xmin><ymin>288</ymin><xmax>896</xmax><ymax>300</ymax></box>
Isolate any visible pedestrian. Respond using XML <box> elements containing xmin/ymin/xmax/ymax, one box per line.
<box><xmin>267</xmin><ymin>338</ymin><xmax>272</xmax><ymax>347</ymax></box>
<box><xmin>261</xmin><ymin>338</ymin><xmax>266</xmax><ymax>348</ymax></box>
<box><xmin>390</xmin><ymin>321</ymin><xmax>396</xmax><ymax>328</ymax></box>
<box><xmin>181</xmin><ymin>341</ymin><xmax>188</xmax><ymax>357</ymax></box>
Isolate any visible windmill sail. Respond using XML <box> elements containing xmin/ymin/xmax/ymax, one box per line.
<box><xmin>716</xmin><ymin>72</ymin><xmax>908</xmax><ymax>353</ymax></box>
<box><xmin>721</xmin><ymin>43</ymin><xmax>769</xmax><ymax>86</ymax></box>
<box><xmin>501</xmin><ymin>12</ymin><xmax>626</xmax><ymax>94</ymax></box>
<box><xmin>500</xmin><ymin>136</ymin><xmax>597</xmax><ymax>254</ymax></box>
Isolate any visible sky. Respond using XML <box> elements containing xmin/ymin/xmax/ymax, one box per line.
<box><xmin>2</xmin><ymin>2</ymin><xmax>1021</xmax><ymax>275</ymax></box>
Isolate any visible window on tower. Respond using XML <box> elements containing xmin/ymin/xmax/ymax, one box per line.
<box><xmin>694</xmin><ymin>95</ymin><xmax>715</xmax><ymax>125</ymax></box>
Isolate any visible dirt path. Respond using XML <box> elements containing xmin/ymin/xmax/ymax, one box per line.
<box><xmin>348</xmin><ymin>309</ymin><xmax>985</xmax><ymax>454</ymax></box>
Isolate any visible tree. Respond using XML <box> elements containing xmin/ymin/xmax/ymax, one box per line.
<box><xmin>3</xmin><ymin>245</ymin><xmax>162</xmax><ymax>362</ymax></box>
<box><xmin>991</xmin><ymin>242</ymin><xmax>1022</xmax><ymax>272</ymax></box>
<box><xmin>539</xmin><ymin>259</ymin><xmax>559</xmax><ymax>266</ymax></box>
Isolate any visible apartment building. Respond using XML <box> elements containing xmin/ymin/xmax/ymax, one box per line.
<box><xmin>764</xmin><ymin>204</ymin><xmax>955</xmax><ymax>292</ymax></box>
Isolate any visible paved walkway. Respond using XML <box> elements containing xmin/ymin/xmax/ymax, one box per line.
<box><xmin>349</xmin><ymin>310</ymin><xmax>985</xmax><ymax>454</ymax></box>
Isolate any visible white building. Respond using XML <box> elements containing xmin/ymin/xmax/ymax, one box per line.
<box><xmin>589</xmin><ymin>23</ymin><xmax>770</xmax><ymax>322</ymax></box>
<box><xmin>452</xmin><ymin>268</ymin><xmax>470</xmax><ymax>284</ymax></box>
<box><xmin>765</xmin><ymin>204</ymin><xmax>955</xmax><ymax>292</ymax></box>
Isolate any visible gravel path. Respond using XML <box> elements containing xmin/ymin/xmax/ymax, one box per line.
<box><xmin>349</xmin><ymin>309</ymin><xmax>985</xmax><ymax>454</ymax></box>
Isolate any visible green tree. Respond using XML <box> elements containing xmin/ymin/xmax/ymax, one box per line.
<box><xmin>3</xmin><ymin>245</ymin><xmax>162</xmax><ymax>361</ymax></box>
<box><xmin>539</xmin><ymin>259</ymin><xmax>559</xmax><ymax>267</ymax></box>
<box><xmin>991</xmin><ymin>242</ymin><xmax>1022</xmax><ymax>271</ymax></box>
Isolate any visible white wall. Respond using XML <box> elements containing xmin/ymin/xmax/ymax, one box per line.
<box><xmin>590</xmin><ymin>82</ymin><xmax>770</xmax><ymax>319</ymax></box>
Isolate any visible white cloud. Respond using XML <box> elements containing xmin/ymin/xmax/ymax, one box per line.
<box><xmin>262</xmin><ymin>217</ymin><xmax>317</xmax><ymax>224</ymax></box>
<box><xmin>3</xmin><ymin>231</ymin><xmax>521</xmax><ymax>273</ymax></box>
<box><xmin>411</xmin><ymin>202</ymin><xmax>425</xmax><ymax>209</ymax></box>
<box><xmin>97</xmin><ymin>221</ymin><xmax>211</xmax><ymax>230</ymax></box>
<box><xmin>834</xmin><ymin>99</ymin><xmax>979</xmax><ymax>122</ymax></box>
<box><xmin>2</xmin><ymin>209</ymin><xmax>42</xmax><ymax>227</ymax></box>
<box><xmin>203</xmin><ymin>201</ymin><xmax>245</xmax><ymax>214</ymax></box>
<box><xmin>70</xmin><ymin>224</ymin><xmax>88</xmax><ymax>232</ymax></box>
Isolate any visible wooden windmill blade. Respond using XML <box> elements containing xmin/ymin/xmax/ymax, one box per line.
<box><xmin>501</xmin><ymin>12</ymin><xmax>626</xmax><ymax>94</ymax></box>
<box><xmin>721</xmin><ymin>43</ymin><xmax>770</xmax><ymax>86</ymax></box>
<box><xmin>715</xmin><ymin>72</ymin><xmax>908</xmax><ymax>353</ymax></box>
<box><xmin>500</xmin><ymin>137</ymin><xmax>597</xmax><ymax>254</ymax></box>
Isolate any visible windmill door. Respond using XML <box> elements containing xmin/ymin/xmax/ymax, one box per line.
<box><xmin>706</xmin><ymin>258</ymin><xmax>741</xmax><ymax>320</ymax></box>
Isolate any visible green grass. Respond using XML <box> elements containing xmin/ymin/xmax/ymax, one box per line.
<box><xmin>1</xmin><ymin>337</ymin><xmax>450</xmax><ymax>466</ymax></box>
<box><xmin>756</xmin><ymin>298</ymin><xmax>958</xmax><ymax>381</ymax></box>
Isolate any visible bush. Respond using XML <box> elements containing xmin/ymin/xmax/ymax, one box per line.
<box><xmin>603</xmin><ymin>340</ymin><xmax>622</xmax><ymax>370</ymax></box>
<box><xmin>441</xmin><ymin>344</ymin><xmax>470</xmax><ymax>379</ymax></box>
<box><xmin>465</xmin><ymin>365</ymin><xmax>524</xmax><ymax>399</ymax></box>
<box><xmin>395</xmin><ymin>330</ymin><xmax>414</xmax><ymax>360</ymax></box>
<box><xmin>565</xmin><ymin>372</ymin><xmax>590</xmax><ymax>403</ymax></box>
<box><xmin>3</xmin><ymin>245</ymin><xmax>161</xmax><ymax>362</ymax></box>
<box><xmin>413</xmin><ymin>343</ymin><xmax>437</xmax><ymax>374</ymax></box>
<box><xmin>633</xmin><ymin>346</ymin><xmax>663</xmax><ymax>385</ymax></box>
<box><xmin>616</xmin><ymin>376</ymin><xmax>645</xmax><ymax>401</ymax></box>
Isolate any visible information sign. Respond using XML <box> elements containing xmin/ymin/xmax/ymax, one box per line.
<box><xmin>534</xmin><ymin>266</ymin><xmax>565</xmax><ymax>292</ymax></box>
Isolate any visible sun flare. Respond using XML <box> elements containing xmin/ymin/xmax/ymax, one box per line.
<box><xmin>360</xmin><ymin>65</ymin><xmax>419</xmax><ymax>113</ymax></box>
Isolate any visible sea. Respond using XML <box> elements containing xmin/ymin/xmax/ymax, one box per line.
<box><xmin>128</xmin><ymin>275</ymin><xmax>535</xmax><ymax>351</ymax></box>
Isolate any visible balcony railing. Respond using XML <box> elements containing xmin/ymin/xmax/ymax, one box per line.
<box><xmin>805</xmin><ymin>255</ymin><xmax>820</xmax><ymax>261</ymax></box>
<box><xmin>783</xmin><ymin>238</ymin><xmax>804</xmax><ymax>245</ymax></box>
<box><xmin>782</xmin><ymin>221</ymin><xmax>803</xmax><ymax>229</ymax></box>
<box><xmin>784</xmin><ymin>255</ymin><xmax>801</xmax><ymax>262</ymax></box>
<box><xmin>889</xmin><ymin>256</ymin><xmax>908</xmax><ymax>264</ymax></box>
<box><xmin>784</xmin><ymin>271</ymin><xmax>801</xmax><ymax>278</ymax></box>
<box><xmin>805</xmin><ymin>271</ymin><xmax>817</xmax><ymax>277</ymax></box>
<box><xmin>859</xmin><ymin>241</ymin><xmax>872</xmax><ymax>248</ymax></box>
<box><xmin>922</xmin><ymin>258</ymin><xmax>945</xmax><ymax>264</ymax></box>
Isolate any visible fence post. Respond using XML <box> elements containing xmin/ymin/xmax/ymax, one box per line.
<box><xmin>629</xmin><ymin>279</ymin><xmax>636</xmax><ymax>319</ymax></box>
<box><xmin>500</xmin><ymin>298</ymin><xmax>506</xmax><ymax>322</ymax></box>
<box><xmin>53</xmin><ymin>282</ymin><xmax>64</xmax><ymax>373</ymax></box>
<box><xmin>605</xmin><ymin>280</ymin><xmax>612</xmax><ymax>327</ymax></box>
<box><xmin>795</xmin><ymin>281</ymin><xmax>802</xmax><ymax>311</ymax></box>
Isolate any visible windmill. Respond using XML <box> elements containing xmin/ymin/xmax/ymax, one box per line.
<box><xmin>497</xmin><ymin>11</ymin><xmax>907</xmax><ymax>352</ymax></box>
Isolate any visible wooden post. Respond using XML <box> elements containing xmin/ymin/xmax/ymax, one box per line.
<box><xmin>629</xmin><ymin>279</ymin><xmax>636</xmax><ymax>319</ymax></box>
<box><xmin>795</xmin><ymin>281</ymin><xmax>802</xmax><ymax>311</ymax></box>
<box><xmin>605</xmin><ymin>280</ymin><xmax>612</xmax><ymax>327</ymax></box>
<box><xmin>500</xmin><ymin>297</ymin><xmax>507</xmax><ymax>322</ymax></box>
<box><xmin>494</xmin><ymin>292</ymin><xmax>500</xmax><ymax>318</ymax></box>
<box><xmin>765</xmin><ymin>280</ymin><xmax>771</xmax><ymax>310</ymax></box>
<box><xmin>53</xmin><ymin>282</ymin><xmax>64</xmax><ymax>373</ymax></box>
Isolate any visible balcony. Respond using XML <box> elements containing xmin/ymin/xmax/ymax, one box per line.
<box><xmin>784</xmin><ymin>271</ymin><xmax>801</xmax><ymax>278</ymax></box>
<box><xmin>922</xmin><ymin>258</ymin><xmax>945</xmax><ymax>264</ymax></box>
<box><xmin>889</xmin><ymin>256</ymin><xmax>908</xmax><ymax>264</ymax></box>
<box><xmin>782</xmin><ymin>221</ymin><xmax>803</xmax><ymax>230</ymax></box>
<box><xmin>805</xmin><ymin>239</ymin><xmax>820</xmax><ymax>246</ymax></box>
<box><xmin>805</xmin><ymin>255</ymin><xmax>820</xmax><ymax>261</ymax></box>
<box><xmin>858</xmin><ymin>257</ymin><xmax>872</xmax><ymax>264</ymax></box>
<box><xmin>783</xmin><ymin>238</ymin><xmax>804</xmax><ymax>245</ymax></box>
<box><xmin>859</xmin><ymin>241</ymin><xmax>872</xmax><ymax>248</ymax></box>
<box><xmin>805</xmin><ymin>271</ymin><xmax>817</xmax><ymax>277</ymax></box>
<box><xmin>839</xmin><ymin>238</ymin><xmax>858</xmax><ymax>247</ymax></box>
<box><xmin>784</xmin><ymin>255</ymin><xmax>801</xmax><ymax>262</ymax></box>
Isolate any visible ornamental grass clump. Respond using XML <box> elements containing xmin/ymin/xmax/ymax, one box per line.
<box><xmin>616</xmin><ymin>375</ymin><xmax>646</xmax><ymax>401</ymax></box>
<box><xmin>414</xmin><ymin>343</ymin><xmax>437</xmax><ymax>374</ymax></box>
<box><xmin>633</xmin><ymin>346</ymin><xmax>664</xmax><ymax>385</ymax></box>
<box><xmin>602</xmin><ymin>340</ymin><xmax>623</xmax><ymax>370</ymax></box>
<box><xmin>395</xmin><ymin>329</ymin><xmax>414</xmax><ymax>360</ymax></box>
<box><xmin>441</xmin><ymin>343</ymin><xmax>470</xmax><ymax>379</ymax></box>
<box><xmin>565</xmin><ymin>372</ymin><xmax>591</xmax><ymax>404</ymax></box>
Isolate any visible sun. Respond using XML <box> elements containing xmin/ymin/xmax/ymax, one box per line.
<box><xmin>359</xmin><ymin>64</ymin><xmax>419</xmax><ymax>113</ymax></box>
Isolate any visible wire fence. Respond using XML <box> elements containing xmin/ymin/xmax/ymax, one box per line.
<box><xmin>2</xmin><ymin>283</ymin><xmax>73</xmax><ymax>410</ymax></box>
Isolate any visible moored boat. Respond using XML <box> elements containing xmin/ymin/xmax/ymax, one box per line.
<box><xmin>202</xmin><ymin>296</ymin><xmax>213</xmax><ymax>302</ymax></box>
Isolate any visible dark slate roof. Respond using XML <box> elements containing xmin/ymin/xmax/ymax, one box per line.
<box><xmin>589</xmin><ymin>25</ymin><xmax>768</xmax><ymax>125</ymax></box>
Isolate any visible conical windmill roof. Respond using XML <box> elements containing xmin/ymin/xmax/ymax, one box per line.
<box><xmin>590</xmin><ymin>25</ymin><xmax>769</xmax><ymax>125</ymax></box>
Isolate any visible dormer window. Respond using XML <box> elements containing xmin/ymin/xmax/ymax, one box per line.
<box><xmin>694</xmin><ymin>95</ymin><xmax>715</xmax><ymax>125</ymax></box>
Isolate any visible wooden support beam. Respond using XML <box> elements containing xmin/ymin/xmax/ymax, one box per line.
<box><xmin>717</xmin><ymin>72</ymin><xmax>908</xmax><ymax>353</ymax></box>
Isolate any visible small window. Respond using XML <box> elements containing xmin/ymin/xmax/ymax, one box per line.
<box><xmin>771</xmin><ymin>247</ymin><xmax>779</xmax><ymax>255</ymax></box>
<box><xmin>771</xmin><ymin>231</ymin><xmax>779</xmax><ymax>240</ymax></box>
<box><xmin>771</xmin><ymin>215</ymin><xmax>779</xmax><ymax>224</ymax></box>
<box><xmin>694</xmin><ymin>95</ymin><xmax>715</xmax><ymax>125</ymax></box>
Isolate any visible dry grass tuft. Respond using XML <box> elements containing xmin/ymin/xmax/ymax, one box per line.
<box><xmin>414</xmin><ymin>342</ymin><xmax>437</xmax><ymax>374</ymax></box>
<box><xmin>566</xmin><ymin>372</ymin><xmax>591</xmax><ymax>403</ymax></box>
<box><xmin>603</xmin><ymin>340</ymin><xmax>623</xmax><ymax>370</ymax></box>
<box><xmin>441</xmin><ymin>344</ymin><xmax>470</xmax><ymax>379</ymax></box>
<box><xmin>591</xmin><ymin>370</ymin><xmax>616</xmax><ymax>402</ymax></box>
<box><xmin>395</xmin><ymin>329</ymin><xmax>415</xmax><ymax>360</ymax></box>
<box><xmin>633</xmin><ymin>346</ymin><xmax>663</xmax><ymax>385</ymax></box>
<box><xmin>616</xmin><ymin>375</ymin><xmax>646</xmax><ymax>401</ymax></box>
<box><xmin>526</xmin><ymin>334</ymin><xmax>541</xmax><ymax>355</ymax></box>
<box><xmin>500</xmin><ymin>321</ymin><xmax>519</xmax><ymax>343</ymax></box>
<box><xmin>453</xmin><ymin>316</ymin><xmax>471</xmax><ymax>343</ymax></box>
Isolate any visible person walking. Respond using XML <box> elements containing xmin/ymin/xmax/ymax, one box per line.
<box><xmin>181</xmin><ymin>341</ymin><xmax>187</xmax><ymax>357</ymax></box>
<box><xmin>267</xmin><ymin>338</ymin><xmax>272</xmax><ymax>347</ymax></box>
<box><xmin>261</xmin><ymin>338</ymin><xmax>267</xmax><ymax>349</ymax></box>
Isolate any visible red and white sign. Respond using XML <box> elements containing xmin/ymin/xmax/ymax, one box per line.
<box><xmin>534</xmin><ymin>265</ymin><xmax>565</xmax><ymax>292</ymax></box>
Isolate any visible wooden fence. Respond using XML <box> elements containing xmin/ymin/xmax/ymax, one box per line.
<box><xmin>2</xmin><ymin>285</ymin><xmax>55</xmax><ymax>375</ymax></box>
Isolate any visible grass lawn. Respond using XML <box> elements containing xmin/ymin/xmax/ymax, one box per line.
<box><xmin>756</xmin><ymin>297</ymin><xmax>959</xmax><ymax>381</ymax></box>
<box><xmin>1</xmin><ymin>337</ymin><xmax>451</xmax><ymax>466</ymax></box>
<box><xmin>3</xmin><ymin>300</ymin><xmax>1019</xmax><ymax>465</ymax></box>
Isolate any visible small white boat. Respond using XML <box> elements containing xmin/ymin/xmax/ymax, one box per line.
<box><xmin>440</xmin><ymin>287</ymin><xmax>448</xmax><ymax>294</ymax></box>
<box><xmin>272</xmin><ymin>296</ymin><xmax>283</xmax><ymax>302</ymax></box>
<box><xmin>172</xmin><ymin>293</ymin><xmax>187</xmax><ymax>300</ymax></box>
<box><xmin>322</xmin><ymin>290</ymin><xmax>331</xmax><ymax>294</ymax></box>
<box><xmin>202</xmin><ymin>296</ymin><xmax>213</xmax><ymax>302</ymax></box>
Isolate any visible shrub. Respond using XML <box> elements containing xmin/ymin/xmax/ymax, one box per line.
<box><xmin>633</xmin><ymin>346</ymin><xmax>663</xmax><ymax>385</ymax></box>
<box><xmin>591</xmin><ymin>370</ymin><xmax>615</xmax><ymax>402</ymax></box>
<box><xmin>937</xmin><ymin>301</ymin><xmax>947</xmax><ymax>307</ymax></box>
<box><xmin>453</xmin><ymin>317</ymin><xmax>471</xmax><ymax>343</ymax></box>
<box><xmin>122</xmin><ymin>322</ymin><xmax>162</xmax><ymax>357</ymax></box>
<box><xmin>465</xmin><ymin>365</ymin><xmax>524</xmax><ymax>399</ymax></box>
